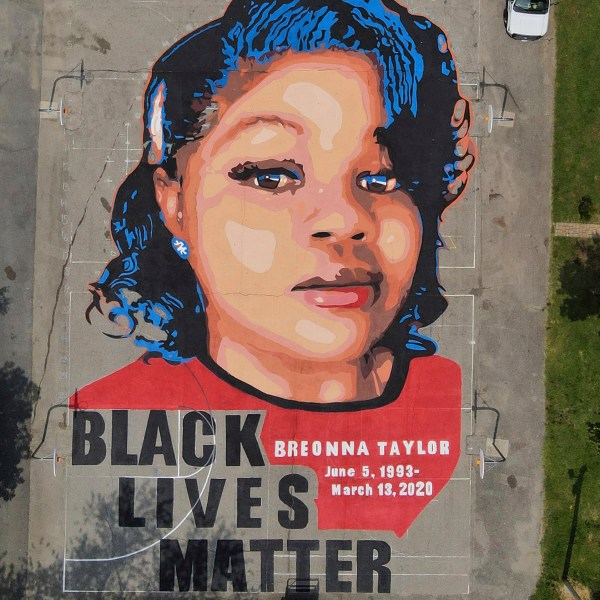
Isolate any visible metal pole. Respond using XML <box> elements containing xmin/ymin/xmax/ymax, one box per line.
<box><xmin>39</xmin><ymin>60</ymin><xmax>88</xmax><ymax>113</ymax></box>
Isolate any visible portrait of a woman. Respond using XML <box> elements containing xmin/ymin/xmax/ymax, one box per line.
<box><xmin>73</xmin><ymin>0</ymin><xmax>476</xmax><ymax>537</ymax></box>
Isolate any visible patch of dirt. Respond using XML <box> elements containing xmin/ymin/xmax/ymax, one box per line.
<box><xmin>559</xmin><ymin>580</ymin><xmax>592</xmax><ymax>600</ymax></box>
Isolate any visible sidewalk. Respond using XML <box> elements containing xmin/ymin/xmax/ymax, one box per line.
<box><xmin>0</xmin><ymin>0</ymin><xmax>43</xmax><ymax>590</ymax></box>
<box><xmin>554</xmin><ymin>222</ymin><xmax>600</xmax><ymax>238</ymax></box>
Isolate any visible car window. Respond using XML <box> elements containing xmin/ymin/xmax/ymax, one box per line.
<box><xmin>514</xmin><ymin>0</ymin><xmax>549</xmax><ymax>13</ymax></box>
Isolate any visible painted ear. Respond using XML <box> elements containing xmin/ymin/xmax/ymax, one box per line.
<box><xmin>153</xmin><ymin>168</ymin><xmax>183</xmax><ymax>234</ymax></box>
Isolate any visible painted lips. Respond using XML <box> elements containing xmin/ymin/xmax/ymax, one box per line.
<box><xmin>293</xmin><ymin>269</ymin><xmax>383</xmax><ymax>309</ymax></box>
<box><xmin>300</xmin><ymin>286</ymin><xmax>374</xmax><ymax>308</ymax></box>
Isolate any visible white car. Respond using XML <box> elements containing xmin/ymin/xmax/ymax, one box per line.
<box><xmin>505</xmin><ymin>0</ymin><xmax>550</xmax><ymax>40</ymax></box>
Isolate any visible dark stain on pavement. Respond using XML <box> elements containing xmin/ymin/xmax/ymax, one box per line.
<box><xmin>93</xmin><ymin>35</ymin><xmax>111</xmax><ymax>54</ymax></box>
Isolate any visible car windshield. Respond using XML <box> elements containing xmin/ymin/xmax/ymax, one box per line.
<box><xmin>514</xmin><ymin>0</ymin><xmax>549</xmax><ymax>13</ymax></box>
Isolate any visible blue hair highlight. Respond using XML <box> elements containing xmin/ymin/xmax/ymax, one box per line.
<box><xmin>200</xmin><ymin>0</ymin><xmax>426</xmax><ymax>124</ymax></box>
<box><xmin>94</xmin><ymin>0</ymin><xmax>475</xmax><ymax>365</ymax></box>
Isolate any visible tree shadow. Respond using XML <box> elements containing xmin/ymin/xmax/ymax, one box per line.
<box><xmin>562</xmin><ymin>466</ymin><xmax>587</xmax><ymax>583</ymax></box>
<box><xmin>21</xmin><ymin>480</ymin><xmax>262</xmax><ymax>598</ymax></box>
<box><xmin>559</xmin><ymin>237</ymin><xmax>600</xmax><ymax>321</ymax></box>
<box><xmin>0</xmin><ymin>361</ymin><xmax>36</xmax><ymax>501</ymax></box>
<box><xmin>0</xmin><ymin>552</ymin><xmax>27</xmax><ymax>598</ymax></box>
<box><xmin>0</xmin><ymin>286</ymin><xmax>10</xmax><ymax>315</ymax></box>
<box><xmin>60</xmin><ymin>484</ymin><xmax>159</xmax><ymax>594</ymax></box>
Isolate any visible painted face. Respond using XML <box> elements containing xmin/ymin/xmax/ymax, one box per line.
<box><xmin>173</xmin><ymin>51</ymin><xmax>422</xmax><ymax>363</ymax></box>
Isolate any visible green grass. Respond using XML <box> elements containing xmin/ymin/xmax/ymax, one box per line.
<box><xmin>532</xmin><ymin>0</ymin><xmax>600</xmax><ymax>597</ymax></box>
<box><xmin>531</xmin><ymin>239</ymin><xmax>600</xmax><ymax>600</ymax></box>
<box><xmin>552</xmin><ymin>0</ymin><xmax>600</xmax><ymax>223</ymax></box>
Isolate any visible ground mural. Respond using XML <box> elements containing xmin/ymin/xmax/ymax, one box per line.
<box><xmin>63</xmin><ymin>0</ymin><xmax>476</xmax><ymax>594</ymax></box>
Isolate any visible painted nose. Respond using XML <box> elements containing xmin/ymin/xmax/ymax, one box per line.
<box><xmin>309</xmin><ymin>185</ymin><xmax>374</xmax><ymax>242</ymax></box>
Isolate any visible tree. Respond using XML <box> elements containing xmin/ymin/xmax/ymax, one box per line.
<box><xmin>0</xmin><ymin>362</ymin><xmax>34</xmax><ymax>501</ymax></box>
<box><xmin>559</xmin><ymin>236</ymin><xmax>600</xmax><ymax>321</ymax></box>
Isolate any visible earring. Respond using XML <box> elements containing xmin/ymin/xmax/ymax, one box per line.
<box><xmin>171</xmin><ymin>237</ymin><xmax>189</xmax><ymax>259</ymax></box>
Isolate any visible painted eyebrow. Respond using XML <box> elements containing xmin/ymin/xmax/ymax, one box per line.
<box><xmin>357</xmin><ymin>167</ymin><xmax>396</xmax><ymax>176</ymax></box>
<box><xmin>208</xmin><ymin>114</ymin><xmax>304</xmax><ymax>156</ymax></box>
<box><xmin>371</xmin><ymin>126</ymin><xmax>398</xmax><ymax>172</ymax></box>
<box><xmin>223</xmin><ymin>114</ymin><xmax>303</xmax><ymax>139</ymax></box>
<box><xmin>228</xmin><ymin>158</ymin><xmax>305</xmax><ymax>180</ymax></box>
<box><xmin>373</xmin><ymin>126</ymin><xmax>394</xmax><ymax>154</ymax></box>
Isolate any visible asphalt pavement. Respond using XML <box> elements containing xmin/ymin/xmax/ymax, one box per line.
<box><xmin>0</xmin><ymin>0</ymin><xmax>554</xmax><ymax>597</ymax></box>
<box><xmin>0</xmin><ymin>0</ymin><xmax>43</xmax><ymax>590</ymax></box>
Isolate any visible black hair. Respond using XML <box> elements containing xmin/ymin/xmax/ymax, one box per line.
<box><xmin>90</xmin><ymin>0</ymin><xmax>476</xmax><ymax>363</ymax></box>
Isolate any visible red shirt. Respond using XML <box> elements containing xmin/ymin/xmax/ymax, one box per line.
<box><xmin>71</xmin><ymin>354</ymin><xmax>461</xmax><ymax>537</ymax></box>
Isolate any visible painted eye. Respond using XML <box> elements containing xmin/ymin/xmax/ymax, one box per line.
<box><xmin>229</xmin><ymin>161</ymin><xmax>304</xmax><ymax>192</ymax></box>
<box><xmin>357</xmin><ymin>172</ymin><xmax>400</xmax><ymax>194</ymax></box>
<box><xmin>254</xmin><ymin>172</ymin><xmax>295</xmax><ymax>190</ymax></box>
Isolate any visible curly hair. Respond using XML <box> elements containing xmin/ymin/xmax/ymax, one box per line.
<box><xmin>90</xmin><ymin>0</ymin><xmax>476</xmax><ymax>363</ymax></box>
